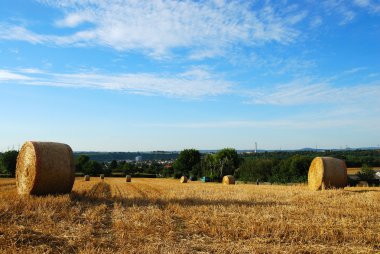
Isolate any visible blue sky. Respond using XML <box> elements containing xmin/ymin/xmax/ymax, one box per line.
<box><xmin>0</xmin><ymin>0</ymin><xmax>379</xmax><ymax>151</ymax></box>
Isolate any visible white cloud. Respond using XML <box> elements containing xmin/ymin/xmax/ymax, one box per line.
<box><xmin>1</xmin><ymin>1</ymin><xmax>306</xmax><ymax>58</ymax></box>
<box><xmin>134</xmin><ymin>100</ymin><xmax>380</xmax><ymax>131</ymax></box>
<box><xmin>353</xmin><ymin>0</ymin><xmax>371</xmax><ymax>7</ymax></box>
<box><xmin>135</xmin><ymin>118</ymin><xmax>358</xmax><ymax>130</ymax></box>
<box><xmin>55</xmin><ymin>11</ymin><xmax>94</xmax><ymax>27</ymax></box>
<box><xmin>0</xmin><ymin>68</ymin><xmax>232</xmax><ymax>98</ymax></box>
<box><xmin>0</xmin><ymin>23</ymin><xmax>44</xmax><ymax>44</ymax></box>
<box><xmin>18</xmin><ymin>68</ymin><xmax>46</xmax><ymax>74</ymax></box>
<box><xmin>246</xmin><ymin>78</ymin><xmax>380</xmax><ymax>106</ymax></box>
<box><xmin>310</xmin><ymin>16</ymin><xmax>323</xmax><ymax>28</ymax></box>
<box><xmin>353</xmin><ymin>0</ymin><xmax>380</xmax><ymax>12</ymax></box>
<box><xmin>0</xmin><ymin>70</ymin><xmax>32</xmax><ymax>81</ymax></box>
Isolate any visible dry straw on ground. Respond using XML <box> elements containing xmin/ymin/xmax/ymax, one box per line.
<box><xmin>126</xmin><ymin>175</ymin><xmax>131</xmax><ymax>182</ymax></box>
<box><xmin>180</xmin><ymin>176</ymin><xmax>188</xmax><ymax>183</ymax></box>
<box><xmin>84</xmin><ymin>175</ymin><xmax>90</xmax><ymax>181</ymax></box>
<box><xmin>308</xmin><ymin>157</ymin><xmax>348</xmax><ymax>191</ymax></box>
<box><xmin>222</xmin><ymin>175</ymin><xmax>235</xmax><ymax>185</ymax></box>
<box><xmin>16</xmin><ymin>141</ymin><xmax>75</xmax><ymax>195</ymax></box>
<box><xmin>0</xmin><ymin>178</ymin><xmax>379</xmax><ymax>253</ymax></box>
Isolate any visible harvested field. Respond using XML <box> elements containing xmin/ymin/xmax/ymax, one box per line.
<box><xmin>0</xmin><ymin>178</ymin><xmax>379</xmax><ymax>253</ymax></box>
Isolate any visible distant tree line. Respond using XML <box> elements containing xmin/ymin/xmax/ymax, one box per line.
<box><xmin>0</xmin><ymin>150</ymin><xmax>19</xmax><ymax>177</ymax></box>
<box><xmin>75</xmin><ymin>155</ymin><xmax>162</xmax><ymax>177</ymax></box>
<box><xmin>169</xmin><ymin>149</ymin><xmax>312</xmax><ymax>183</ymax></box>
<box><xmin>169</xmin><ymin>148</ymin><xmax>380</xmax><ymax>183</ymax></box>
<box><xmin>1</xmin><ymin>148</ymin><xmax>379</xmax><ymax>183</ymax></box>
<box><xmin>74</xmin><ymin>151</ymin><xmax>178</xmax><ymax>162</ymax></box>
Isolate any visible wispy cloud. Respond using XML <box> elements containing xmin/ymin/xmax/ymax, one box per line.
<box><xmin>135</xmin><ymin>118</ymin><xmax>359</xmax><ymax>130</ymax></box>
<box><xmin>0</xmin><ymin>70</ymin><xmax>32</xmax><ymax>81</ymax></box>
<box><xmin>245</xmin><ymin>77</ymin><xmax>380</xmax><ymax>106</ymax></box>
<box><xmin>18</xmin><ymin>68</ymin><xmax>46</xmax><ymax>74</ymax></box>
<box><xmin>0</xmin><ymin>68</ymin><xmax>232</xmax><ymax>98</ymax></box>
<box><xmin>0</xmin><ymin>1</ymin><xmax>307</xmax><ymax>59</ymax></box>
<box><xmin>353</xmin><ymin>0</ymin><xmax>380</xmax><ymax>13</ymax></box>
<box><xmin>321</xmin><ymin>0</ymin><xmax>380</xmax><ymax>25</ymax></box>
<box><xmin>136</xmin><ymin>112</ymin><xmax>380</xmax><ymax>130</ymax></box>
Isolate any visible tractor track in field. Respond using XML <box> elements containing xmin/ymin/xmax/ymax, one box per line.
<box><xmin>112</xmin><ymin>183</ymin><xmax>126</xmax><ymax>198</ymax></box>
<box><xmin>83</xmin><ymin>182</ymin><xmax>117</xmax><ymax>250</ymax></box>
<box><xmin>134</xmin><ymin>181</ymin><xmax>164</xmax><ymax>197</ymax></box>
<box><xmin>125</xmin><ymin>182</ymin><xmax>149</xmax><ymax>199</ymax></box>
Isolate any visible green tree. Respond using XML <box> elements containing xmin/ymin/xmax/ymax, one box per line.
<box><xmin>123</xmin><ymin>162</ymin><xmax>137</xmax><ymax>175</ymax></box>
<box><xmin>75</xmin><ymin>155</ymin><xmax>90</xmax><ymax>172</ymax></box>
<box><xmin>215</xmin><ymin>148</ymin><xmax>240</xmax><ymax>169</ymax></box>
<box><xmin>173</xmin><ymin>149</ymin><xmax>201</xmax><ymax>178</ymax></box>
<box><xmin>190</xmin><ymin>162</ymin><xmax>202</xmax><ymax>178</ymax></box>
<box><xmin>201</xmin><ymin>154</ymin><xmax>218</xmax><ymax>179</ymax></box>
<box><xmin>239</xmin><ymin>158</ymin><xmax>274</xmax><ymax>182</ymax></box>
<box><xmin>270</xmin><ymin>159</ymin><xmax>291</xmax><ymax>183</ymax></box>
<box><xmin>109</xmin><ymin>160</ymin><xmax>118</xmax><ymax>171</ymax></box>
<box><xmin>213</xmin><ymin>148</ymin><xmax>240</xmax><ymax>178</ymax></box>
<box><xmin>288</xmin><ymin>155</ymin><xmax>311</xmax><ymax>182</ymax></box>
<box><xmin>162</xmin><ymin>165</ymin><xmax>174</xmax><ymax>177</ymax></box>
<box><xmin>103</xmin><ymin>162</ymin><xmax>112</xmax><ymax>177</ymax></box>
<box><xmin>0</xmin><ymin>150</ymin><xmax>19</xmax><ymax>177</ymax></box>
<box><xmin>83</xmin><ymin>160</ymin><xmax>103</xmax><ymax>176</ymax></box>
<box><xmin>357</xmin><ymin>164</ymin><xmax>376</xmax><ymax>181</ymax></box>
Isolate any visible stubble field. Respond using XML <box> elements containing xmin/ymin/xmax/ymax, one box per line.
<box><xmin>0</xmin><ymin>177</ymin><xmax>379</xmax><ymax>254</ymax></box>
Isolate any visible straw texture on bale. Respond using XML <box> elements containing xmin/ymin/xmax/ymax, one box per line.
<box><xmin>126</xmin><ymin>175</ymin><xmax>132</xmax><ymax>182</ymax></box>
<box><xmin>222</xmin><ymin>175</ymin><xmax>235</xmax><ymax>185</ymax></box>
<box><xmin>308</xmin><ymin>157</ymin><xmax>348</xmax><ymax>191</ymax></box>
<box><xmin>100</xmin><ymin>174</ymin><xmax>105</xmax><ymax>180</ymax></box>
<box><xmin>16</xmin><ymin>141</ymin><xmax>75</xmax><ymax>195</ymax></box>
<box><xmin>84</xmin><ymin>175</ymin><xmax>90</xmax><ymax>181</ymax></box>
<box><xmin>180</xmin><ymin>176</ymin><xmax>188</xmax><ymax>183</ymax></box>
<box><xmin>357</xmin><ymin>181</ymin><xmax>369</xmax><ymax>187</ymax></box>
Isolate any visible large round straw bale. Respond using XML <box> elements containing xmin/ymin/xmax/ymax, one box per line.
<box><xmin>16</xmin><ymin>141</ymin><xmax>75</xmax><ymax>195</ymax></box>
<box><xmin>84</xmin><ymin>175</ymin><xmax>90</xmax><ymax>181</ymax></box>
<box><xmin>308</xmin><ymin>157</ymin><xmax>348</xmax><ymax>191</ymax></box>
<box><xmin>100</xmin><ymin>174</ymin><xmax>105</xmax><ymax>180</ymax></box>
<box><xmin>222</xmin><ymin>175</ymin><xmax>235</xmax><ymax>185</ymax></box>
<box><xmin>180</xmin><ymin>176</ymin><xmax>188</xmax><ymax>183</ymax></box>
<box><xmin>126</xmin><ymin>175</ymin><xmax>132</xmax><ymax>182</ymax></box>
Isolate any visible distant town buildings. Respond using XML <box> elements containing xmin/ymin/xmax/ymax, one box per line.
<box><xmin>135</xmin><ymin>156</ymin><xmax>142</xmax><ymax>162</ymax></box>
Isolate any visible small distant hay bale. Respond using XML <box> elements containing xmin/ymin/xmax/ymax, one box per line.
<box><xmin>357</xmin><ymin>181</ymin><xmax>369</xmax><ymax>187</ymax></box>
<box><xmin>100</xmin><ymin>174</ymin><xmax>105</xmax><ymax>180</ymax></box>
<box><xmin>126</xmin><ymin>175</ymin><xmax>132</xmax><ymax>182</ymax></box>
<box><xmin>308</xmin><ymin>157</ymin><xmax>348</xmax><ymax>191</ymax></box>
<box><xmin>180</xmin><ymin>176</ymin><xmax>188</xmax><ymax>183</ymax></box>
<box><xmin>16</xmin><ymin>141</ymin><xmax>75</xmax><ymax>195</ymax></box>
<box><xmin>84</xmin><ymin>175</ymin><xmax>90</xmax><ymax>181</ymax></box>
<box><xmin>222</xmin><ymin>175</ymin><xmax>235</xmax><ymax>185</ymax></box>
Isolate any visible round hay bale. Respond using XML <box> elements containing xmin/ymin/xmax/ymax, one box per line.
<box><xmin>180</xmin><ymin>176</ymin><xmax>188</xmax><ymax>183</ymax></box>
<box><xmin>100</xmin><ymin>174</ymin><xmax>105</xmax><ymax>180</ymax></box>
<box><xmin>308</xmin><ymin>157</ymin><xmax>348</xmax><ymax>191</ymax></box>
<box><xmin>126</xmin><ymin>175</ymin><xmax>132</xmax><ymax>182</ymax></box>
<box><xmin>357</xmin><ymin>181</ymin><xmax>369</xmax><ymax>187</ymax></box>
<box><xmin>222</xmin><ymin>175</ymin><xmax>235</xmax><ymax>185</ymax></box>
<box><xmin>16</xmin><ymin>141</ymin><xmax>75</xmax><ymax>195</ymax></box>
<box><xmin>84</xmin><ymin>175</ymin><xmax>90</xmax><ymax>181</ymax></box>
